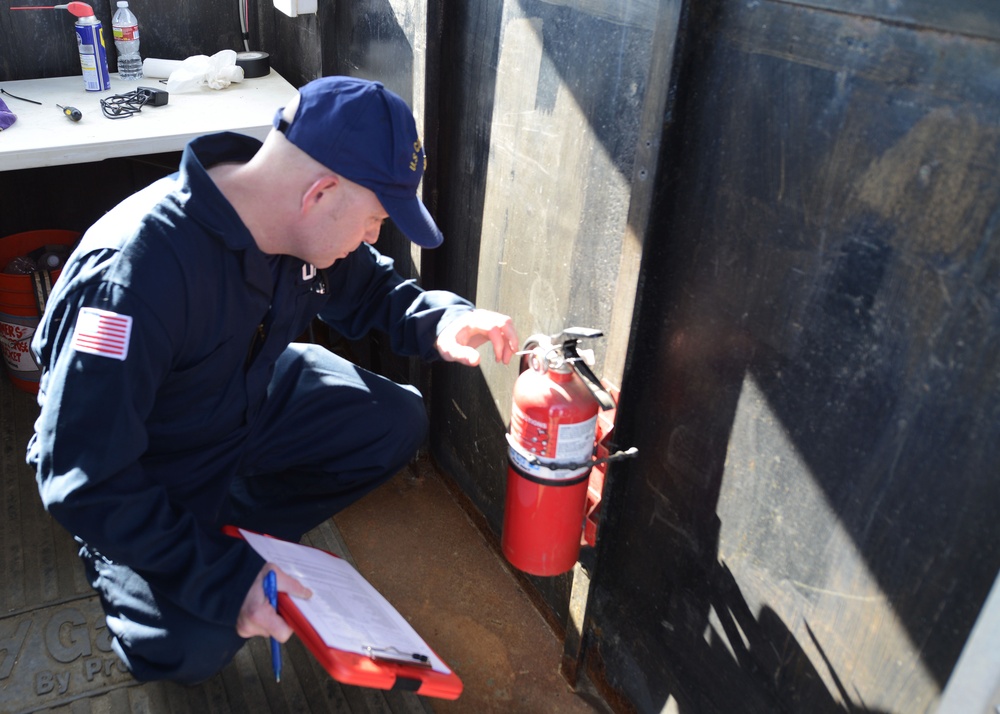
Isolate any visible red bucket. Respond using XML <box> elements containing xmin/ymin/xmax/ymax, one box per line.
<box><xmin>0</xmin><ymin>230</ymin><xmax>80</xmax><ymax>394</ymax></box>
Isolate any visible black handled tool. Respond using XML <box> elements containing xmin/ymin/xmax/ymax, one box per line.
<box><xmin>57</xmin><ymin>104</ymin><xmax>82</xmax><ymax>122</ymax></box>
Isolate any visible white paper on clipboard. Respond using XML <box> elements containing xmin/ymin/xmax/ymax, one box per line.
<box><xmin>239</xmin><ymin>529</ymin><xmax>449</xmax><ymax>674</ymax></box>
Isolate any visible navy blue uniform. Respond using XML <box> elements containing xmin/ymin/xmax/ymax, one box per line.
<box><xmin>25</xmin><ymin>132</ymin><xmax>473</xmax><ymax>683</ymax></box>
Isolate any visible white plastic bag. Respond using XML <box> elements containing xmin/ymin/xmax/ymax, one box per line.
<box><xmin>166</xmin><ymin>50</ymin><xmax>245</xmax><ymax>93</ymax></box>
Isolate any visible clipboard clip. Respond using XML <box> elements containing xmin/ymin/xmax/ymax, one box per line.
<box><xmin>365</xmin><ymin>645</ymin><xmax>432</xmax><ymax>668</ymax></box>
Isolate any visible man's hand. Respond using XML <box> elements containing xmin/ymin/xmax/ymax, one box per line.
<box><xmin>435</xmin><ymin>309</ymin><xmax>519</xmax><ymax>367</ymax></box>
<box><xmin>236</xmin><ymin>563</ymin><xmax>312</xmax><ymax>641</ymax></box>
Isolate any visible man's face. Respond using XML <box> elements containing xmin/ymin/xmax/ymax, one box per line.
<box><xmin>308</xmin><ymin>178</ymin><xmax>388</xmax><ymax>268</ymax></box>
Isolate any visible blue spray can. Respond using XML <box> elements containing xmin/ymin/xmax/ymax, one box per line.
<box><xmin>71</xmin><ymin>6</ymin><xmax>111</xmax><ymax>92</ymax></box>
<box><xmin>10</xmin><ymin>4</ymin><xmax>110</xmax><ymax>90</ymax></box>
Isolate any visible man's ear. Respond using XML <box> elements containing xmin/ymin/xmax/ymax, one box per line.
<box><xmin>301</xmin><ymin>174</ymin><xmax>340</xmax><ymax>213</ymax></box>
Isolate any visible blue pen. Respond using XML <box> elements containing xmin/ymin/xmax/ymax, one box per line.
<box><xmin>264</xmin><ymin>570</ymin><xmax>282</xmax><ymax>682</ymax></box>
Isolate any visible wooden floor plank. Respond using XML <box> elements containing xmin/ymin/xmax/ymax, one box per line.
<box><xmin>283</xmin><ymin>629</ymin><xmax>353</xmax><ymax>714</ymax></box>
<box><xmin>197</xmin><ymin>675</ymin><xmax>234</xmax><ymax>714</ymax></box>
<box><xmin>1</xmin><ymin>377</ymin><xmax>27</xmax><ymax>612</ymax></box>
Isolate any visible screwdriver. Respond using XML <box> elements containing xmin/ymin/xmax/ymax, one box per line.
<box><xmin>57</xmin><ymin>104</ymin><xmax>82</xmax><ymax>122</ymax></box>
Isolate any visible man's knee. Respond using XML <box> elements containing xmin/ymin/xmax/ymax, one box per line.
<box><xmin>109</xmin><ymin>614</ymin><xmax>245</xmax><ymax>685</ymax></box>
<box><xmin>384</xmin><ymin>382</ymin><xmax>429</xmax><ymax>459</ymax></box>
<box><xmin>83</xmin><ymin>552</ymin><xmax>245</xmax><ymax>686</ymax></box>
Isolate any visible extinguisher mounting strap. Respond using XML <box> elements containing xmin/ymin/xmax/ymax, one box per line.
<box><xmin>506</xmin><ymin>433</ymin><xmax>638</xmax><ymax>471</ymax></box>
<box><xmin>592</xmin><ymin>446</ymin><xmax>639</xmax><ymax>467</ymax></box>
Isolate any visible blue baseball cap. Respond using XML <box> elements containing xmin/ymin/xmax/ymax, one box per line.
<box><xmin>274</xmin><ymin>76</ymin><xmax>443</xmax><ymax>249</ymax></box>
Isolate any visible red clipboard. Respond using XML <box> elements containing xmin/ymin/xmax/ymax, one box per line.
<box><xmin>225</xmin><ymin>526</ymin><xmax>463</xmax><ymax>700</ymax></box>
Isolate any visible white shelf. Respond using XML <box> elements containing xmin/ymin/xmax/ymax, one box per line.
<box><xmin>0</xmin><ymin>70</ymin><xmax>298</xmax><ymax>172</ymax></box>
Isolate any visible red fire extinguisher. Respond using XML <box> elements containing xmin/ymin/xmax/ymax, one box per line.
<box><xmin>502</xmin><ymin>328</ymin><xmax>636</xmax><ymax>576</ymax></box>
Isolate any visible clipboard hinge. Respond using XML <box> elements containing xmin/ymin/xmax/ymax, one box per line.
<box><xmin>364</xmin><ymin>645</ymin><xmax>432</xmax><ymax>668</ymax></box>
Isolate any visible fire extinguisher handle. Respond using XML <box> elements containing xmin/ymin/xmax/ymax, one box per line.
<box><xmin>559</xmin><ymin>326</ymin><xmax>603</xmax><ymax>341</ymax></box>
<box><xmin>562</xmin><ymin>341</ymin><xmax>616</xmax><ymax>411</ymax></box>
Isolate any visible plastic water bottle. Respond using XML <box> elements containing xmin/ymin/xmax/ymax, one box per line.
<box><xmin>112</xmin><ymin>1</ymin><xmax>143</xmax><ymax>80</ymax></box>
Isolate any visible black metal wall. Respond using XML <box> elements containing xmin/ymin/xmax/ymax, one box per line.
<box><xmin>589</xmin><ymin>1</ymin><xmax>1000</xmax><ymax>711</ymax></box>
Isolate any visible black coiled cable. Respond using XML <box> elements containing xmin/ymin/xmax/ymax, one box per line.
<box><xmin>100</xmin><ymin>90</ymin><xmax>151</xmax><ymax>119</ymax></box>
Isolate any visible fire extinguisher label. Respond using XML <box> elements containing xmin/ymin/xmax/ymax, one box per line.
<box><xmin>510</xmin><ymin>404</ymin><xmax>549</xmax><ymax>454</ymax></box>
<box><xmin>554</xmin><ymin>417</ymin><xmax>599</xmax><ymax>460</ymax></box>
<box><xmin>509</xmin><ymin>405</ymin><xmax>597</xmax><ymax>482</ymax></box>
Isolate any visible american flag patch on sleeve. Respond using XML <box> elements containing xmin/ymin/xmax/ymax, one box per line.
<box><xmin>70</xmin><ymin>307</ymin><xmax>133</xmax><ymax>361</ymax></box>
